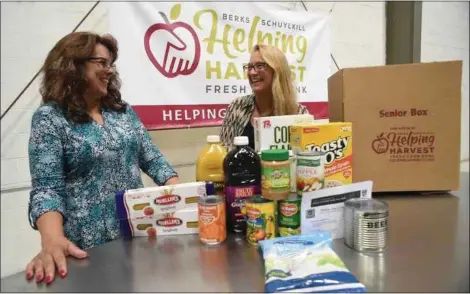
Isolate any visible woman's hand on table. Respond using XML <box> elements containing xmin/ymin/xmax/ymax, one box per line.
<box><xmin>25</xmin><ymin>236</ymin><xmax>88</xmax><ymax>284</ymax></box>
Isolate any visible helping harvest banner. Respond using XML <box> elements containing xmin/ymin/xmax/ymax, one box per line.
<box><xmin>109</xmin><ymin>2</ymin><xmax>331</xmax><ymax>129</ymax></box>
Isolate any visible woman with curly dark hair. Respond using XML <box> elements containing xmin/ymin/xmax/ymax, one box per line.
<box><xmin>25</xmin><ymin>32</ymin><xmax>179</xmax><ymax>284</ymax></box>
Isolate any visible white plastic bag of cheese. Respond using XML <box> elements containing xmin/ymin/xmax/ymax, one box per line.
<box><xmin>259</xmin><ymin>233</ymin><xmax>366</xmax><ymax>293</ymax></box>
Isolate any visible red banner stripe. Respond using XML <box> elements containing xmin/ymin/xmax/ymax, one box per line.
<box><xmin>133</xmin><ymin>101</ymin><xmax>328</xmax><ymax>130</ymax></box>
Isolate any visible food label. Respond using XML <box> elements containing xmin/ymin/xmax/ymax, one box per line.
<box><xmin>225</xmin><ymin>185</ymin><xmax>260</xmax><ymax>232</ymax></box>
<box><xmin>278</xmin><ymin>200</ymin><xmax>301</xmax><ymax>237</ymax></box>
<box><xmin>261</xmin><ymin>164</ymin><xmax>290</xmax><ymax>192</ymax></box>
<box><xmin>246</xmin><ymin>202</ymin><xmax>276</xmax><ymax>245</ymax></box>
<box><xmin>121</xmin><ymin>182</ymin><xmax>206</xmax><ymax>218</ymax></box>
<box><xmin>123</xmin><ymin>209</ymin><xmax>199</xmax><ymax>237</ymax></box>
<box><xmin>198</xmin><ymin>201</ymin><xmax>226</xmax><ymax>244</ymax></box>
<box><xmin>300</xmin><ymin>181</ymin><xmax>372</xmax><ymax>240</ymax></box>
<box><xmin>291</xmin><ymin>123</ymin><xmax>353</xmax><ymax>188</ymax></box>
<box><xmin>296</xmin><ymin>156</ymin><xmax>325</xmax><ymax>196</ymax></box>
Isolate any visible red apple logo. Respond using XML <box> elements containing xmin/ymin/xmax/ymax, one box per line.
<box><xmin>372</xmin><ymin>133</ymin><xmax>389</xmax><ymax>154</ymax></box>
<box><xmin>144</xmin><ymin>206</ymin><xmax>154</xmax><ymax>216</ymax></box>
<box><xmin>144</xmin><ymin>5</ymin><xmax>200</xmax><ymax>78</ymax></box>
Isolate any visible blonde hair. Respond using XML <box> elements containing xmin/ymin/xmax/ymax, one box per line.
<box><xmin>253</xmin><ymin>44</ymin><xmax>298</xmax><ymax>115</ymax></box>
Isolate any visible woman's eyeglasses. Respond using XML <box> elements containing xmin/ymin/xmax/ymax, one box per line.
<box><xmin>243</xmin><ymin>62</ymin><xmax>268</xmax><ymax>72</ymax></box>
<box><xmin>86</xmin><ymin>57</ymin><xmax>115</xmax><ymax>69</ymax></box>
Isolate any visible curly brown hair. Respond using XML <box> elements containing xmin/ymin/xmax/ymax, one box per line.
<box><xmin>40</xmin><ymin>32</ymin><xmax>126</xmax><ymax>123</ymax></box>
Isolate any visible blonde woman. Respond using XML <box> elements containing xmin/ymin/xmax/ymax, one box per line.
<box><xmin>220</xmin><ymin>44</ymin><xmax>309</xmax><ymax>149</ymax></box>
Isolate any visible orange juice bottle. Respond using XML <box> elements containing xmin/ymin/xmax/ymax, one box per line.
<box><xmin>196</xmin><ymin>135</ymin><xmax>227</xmax><ymax>197</ymax></box>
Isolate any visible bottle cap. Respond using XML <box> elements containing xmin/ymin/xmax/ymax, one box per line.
<box><xmin>233</xmin><ymin>136</ymin><xmax>249</xmax><ymax>146</ymax></box>
<box><xmin>205</xmin><ymin>181</ymin><xmax>215</xmax><ymax>195</ymax></box>
<box><xmin>261</xmin><ymin>149</ymin><xmax>289</xmax><ymax>161</ymax></box>
<box><xmin>207</xmin><ymin>135</ymin><xmax>220</xmax><ymax>143</ymax></box>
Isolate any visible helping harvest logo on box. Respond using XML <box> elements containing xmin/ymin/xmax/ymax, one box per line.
<box><xmin>372</xmin><ymin>127</ymin><xmax>436</xmax><ymax>162</ymax></box>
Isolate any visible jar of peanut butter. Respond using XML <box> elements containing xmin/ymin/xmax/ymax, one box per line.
<box><xmin>261</xmin><ymin>149</ymin><xmax>290</xmax><ymax>200</ymax></box>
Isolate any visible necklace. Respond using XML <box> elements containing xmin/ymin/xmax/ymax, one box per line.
<box><xmin>254</xmin><ymin>98</ymin><xmax>273</xmax><ymax>116</ymax></box>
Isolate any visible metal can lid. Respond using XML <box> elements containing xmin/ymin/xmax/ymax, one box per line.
<box><xmin>345</xmin><ymin>198</ymin><xmax>389</xmax><ymax>213</ymax></box>
<box><xmin>246</xmin><ymin>195</ymin><xmax>272</xmax><ymax>204</ymax></box>
<box><xmin>199</xmin><ymin>195</ymin><xmax>223</xmax><ymax>205</ymax></box>
<box><xmin>297</xmin><ymin>151</ymin><xmax>326</xmax><ymax>157</ymax></box>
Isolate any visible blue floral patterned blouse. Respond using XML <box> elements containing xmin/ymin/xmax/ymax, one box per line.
<box><xmin>28</xmin><ymin>102</ymin><xmax>177</xmax><ymax>249</ymax></box>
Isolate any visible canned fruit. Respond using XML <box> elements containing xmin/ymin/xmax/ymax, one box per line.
<box><xmin>246</xmin><ymin>213</ymin><xmax>275</xmax><ymax>244</ymax></box>
<box><xmin>198</xmin><ymin>196</ymin><xmax>227</xmax><ymax>245</ymax></box>
<box><xmin>246</xmin><ymin>197</ymin><xmax>276</xmax><ymax>245</ymax></box>
<box><xmin>290</xmin><ymin>123</ymin><xmax>353</xmax><ymax>186</ymax></box>
<box><xmin>296</xmin><ymin>152</ymin><xmax>326</xmax><ymax>196</ymax></box>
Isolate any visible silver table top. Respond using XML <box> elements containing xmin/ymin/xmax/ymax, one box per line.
<box><xmin>2</xmin><ymin>173</ymin><xmax>469</xmax><ymax>292</ymax></box>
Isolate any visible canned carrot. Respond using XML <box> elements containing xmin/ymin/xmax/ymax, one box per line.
<box><xmin>198</xmin><ymin>195</ymin><xmax>227</xmax><ymax>245</ymax></box>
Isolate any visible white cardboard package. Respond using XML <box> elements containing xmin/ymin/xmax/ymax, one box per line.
<box><xmin>300</xmin><ymin>181</ymin><xmax>373</xmax><ymax>240</ymax></box>
<box><xmin>253</xmin><ymin>114</ymin><xmax>315</xmax><ymax>152</ymax></box>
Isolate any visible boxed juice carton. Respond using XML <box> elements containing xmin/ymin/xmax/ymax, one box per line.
<box><xmin>290</xmin><ymin>122</ymin><xmax>353</xmax><ymax>187</ymax></box>
<box><xmin>115</xmin><ymin>182</ymin><xmax>206</xmax><ymax>219</ymax></box>
<box><xmin>254</xmin><ymin>114</ymin><xmax>315</xmax><ymax>152</ymax></box>
<box><xmin>119</xmin><ymin>209</ymin><xmax>199</xmax><ymax>237</ymax></box>
<box><xmin>328</xmin><ymin>61</ymin><xmax>462</xmax><ymax>192</ymax></box>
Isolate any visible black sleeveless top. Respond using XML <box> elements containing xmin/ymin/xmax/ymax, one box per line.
<box><xmin>241</xmin><ymin>121</ymin><xmax>255</xmax><ymax>150</ymax></box>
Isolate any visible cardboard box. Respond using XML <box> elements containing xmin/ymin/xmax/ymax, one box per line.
<box><xmin>290</xmin><ymin>122</ymin><xmax>353</xmax><ymax>188</ymax></box>
<box><xmin>328</xmin><ymin>61</ymin><xmax>462</xmax><ymax>192</ymax></box>
<box><xmin>253</xmin><ymin>114</ymin><xmax>315</xmax><ymax>152</ymax></box>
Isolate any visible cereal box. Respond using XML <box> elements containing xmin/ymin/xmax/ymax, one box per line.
<box><xmin>254</xmin><ymin>114</ymin><xmax>315</xmax><ymax>152</ymax></box>
<box><xmin>115</xmin><ymin>182</ymin><xmax>206</xmax><ymax>220</ymax></box>
<box><xmin>290</xmin><ymin>122</ymin><xmax>353</xmax><ymax>187</ymax></box>
<box><xmin>119</xmin><ymin>209</ymin><xmax>199</xmax><ymax>237</ymax></box>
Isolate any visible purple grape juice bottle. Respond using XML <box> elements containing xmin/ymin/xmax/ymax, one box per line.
<box><xmin>224</xmin><ymin>136</ymin><xmax>261</xmax><ymax>233</ymax></box>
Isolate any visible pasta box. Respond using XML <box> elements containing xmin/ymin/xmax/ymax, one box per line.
<box><xmin>115</xmin><ymin>182</ymin><xmax>206</xmax><ymax>219</ymax></box>
<box><xmin>118</xmin><ymin>209</ymin><xmax>199</xmax><ymax>237</ymax></box>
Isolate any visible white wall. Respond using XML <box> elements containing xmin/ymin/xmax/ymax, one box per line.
<box><xmin>421</xmin><ymin>2</ymin><xmax>469</xmax><ymax>161</ymax></box>
<box><xmin>0</xmin><ymin>1</ymin><xmax>386</xmax><ymax>277</ymax></box>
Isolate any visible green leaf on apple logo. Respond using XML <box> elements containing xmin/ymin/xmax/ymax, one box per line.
<box><xmin>170</xmin><ymin>4</ymin><xmax>181</xmax><ymax>21</ymax></box>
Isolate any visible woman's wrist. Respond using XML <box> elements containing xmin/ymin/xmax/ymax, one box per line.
<box><xmin>164</xmin><ymin>176</ymin><xmax>180</xmax><ymax>185</ymax></box>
